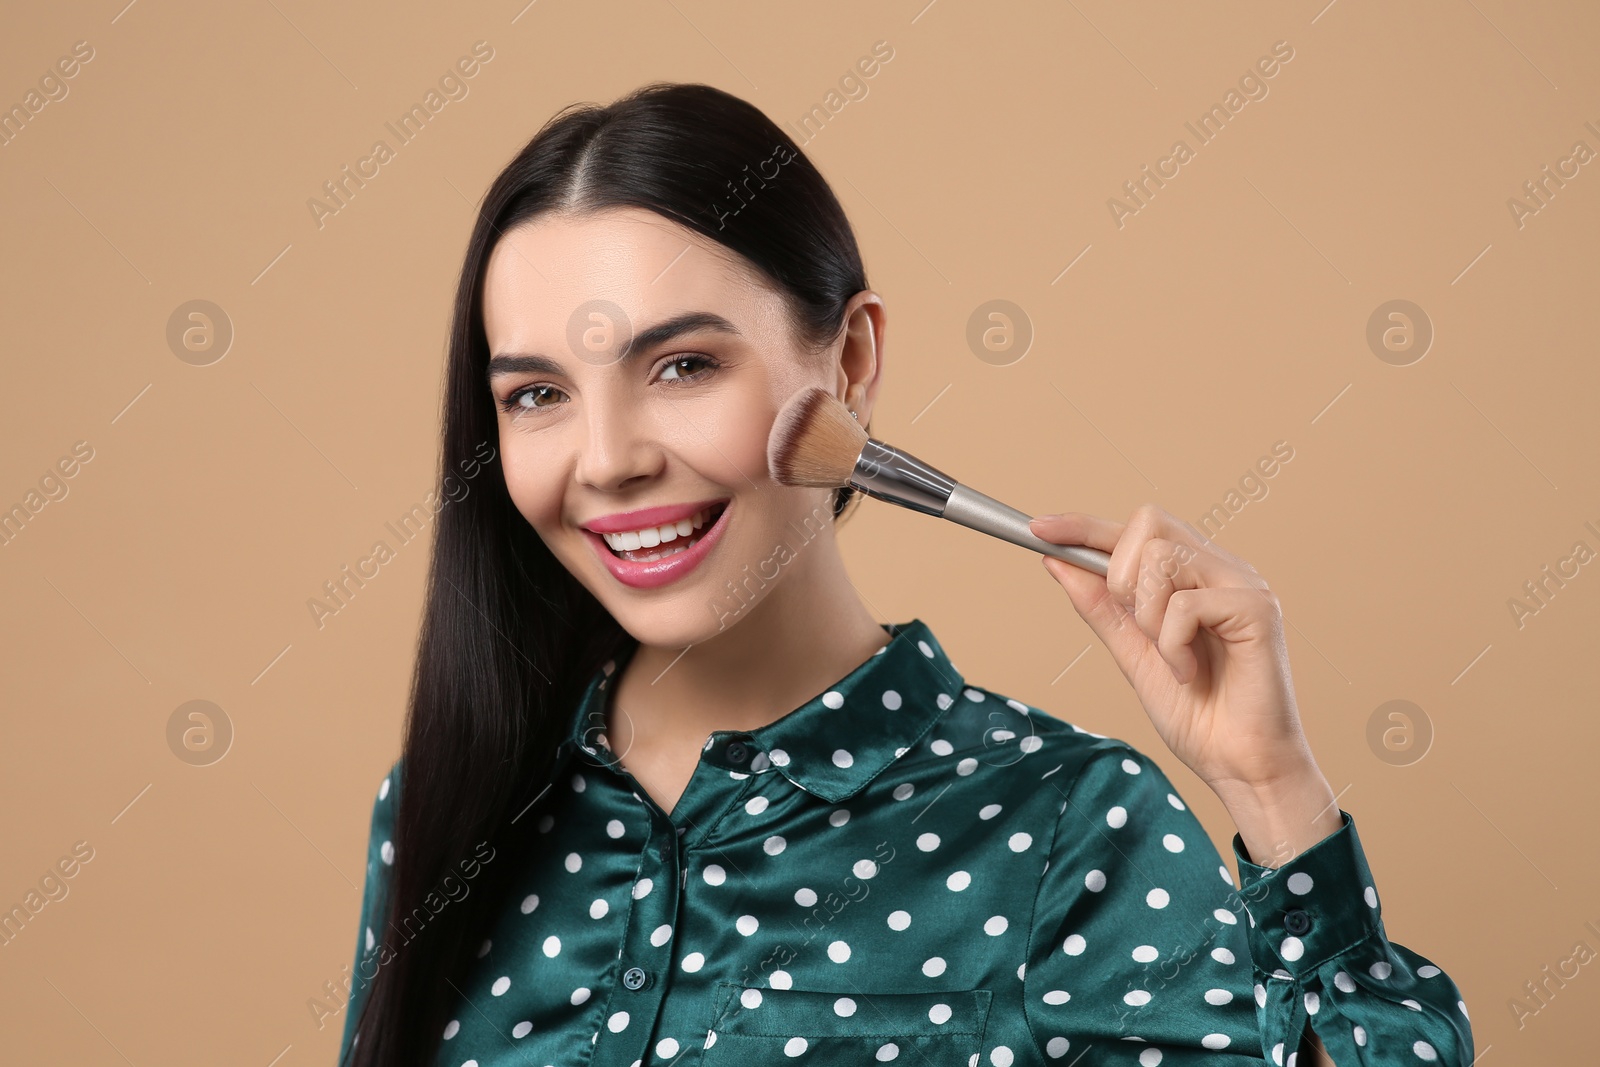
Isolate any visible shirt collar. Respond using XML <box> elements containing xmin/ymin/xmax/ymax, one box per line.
<box><xmin>555</xmin><ymin>619</ymin><xmax>967</xmax><ymax>804</ymax></box>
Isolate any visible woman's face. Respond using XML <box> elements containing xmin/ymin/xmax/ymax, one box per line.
<box><xmin>481</xmin><ymin>206</ymin><xmax>869</xmax><ymax>649</ymax></box>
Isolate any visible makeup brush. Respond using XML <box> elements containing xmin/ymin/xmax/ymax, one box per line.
<box><xmin>767</xmin><ymin>387</ymin><xmax>1112</xmax><ymax>577</ymax></box>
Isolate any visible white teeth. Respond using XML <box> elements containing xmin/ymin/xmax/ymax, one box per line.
<box><xmin>599</xmin><ymin>505</ymin><xmax>721</xmax><ymax>554</ymax></box>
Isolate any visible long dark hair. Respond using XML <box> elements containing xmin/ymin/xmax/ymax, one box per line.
<box><xmin>342</xmin><ymin>82</ymin><xmax>870</xmax><ymax>1066</ymax></box>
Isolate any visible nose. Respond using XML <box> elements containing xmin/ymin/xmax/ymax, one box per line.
<box><xmin>573</xmin><ymin>396</ymin><xmax>663</xmax><ymax>492</ymax></box>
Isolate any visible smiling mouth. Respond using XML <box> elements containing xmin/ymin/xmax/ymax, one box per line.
<box><xmin>596</xmin><ymin>502</ymin><xmax>728</xmax><ymax>563</ymax></box>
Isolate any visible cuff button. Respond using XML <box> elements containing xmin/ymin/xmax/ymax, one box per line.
<box><xmin>1284</xmin><ymin>908</ymin><xmax>1312</xmax><ymax>936</ymax></box>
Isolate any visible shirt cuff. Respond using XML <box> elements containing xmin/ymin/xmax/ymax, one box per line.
<box><xmin>1230</xmin><ymin>810</ymin><xmax>1384</xmax><ymax>978</ymax></box>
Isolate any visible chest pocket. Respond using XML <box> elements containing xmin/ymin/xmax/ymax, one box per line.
<box><xmin>700</xmin><ymin>980</ymin><xmax>993</xmax><ymax>1064</ymax></box>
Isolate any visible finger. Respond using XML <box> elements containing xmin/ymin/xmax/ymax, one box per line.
<box><xmin>1130</xmin><ymin>536</ymin><xmax>1238</xmax><ymax>645</ymax></box>
<box><xmin>1158</xmin><ymin>586</ymin><xmax>1285</xmax><ymax>684</ymax></box>
<box><xmin>1114</xmin><ymin>503</ymin><xmax>1265</xmax><ymax>610</ymax></box>
<box><xmin>1028</xmin><ymin>511</ymin><xmax>1124</xmax><ymax>554</ymax></box>
<box><xmin>1040</xmin><ymin>554</ymin><xmax>1151</xmax><ymax>686</ymax></box>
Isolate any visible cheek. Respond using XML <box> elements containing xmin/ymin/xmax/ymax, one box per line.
<box><xmin>499</xmin><ymin>435</ymin><xmax>566</xmax><ymax>529</ymax></box>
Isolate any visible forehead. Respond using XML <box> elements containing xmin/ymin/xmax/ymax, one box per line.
<box><xmin>481</xmin><ymin>206</ymin><xmax>781</xmax><ymax>349</ymax></box>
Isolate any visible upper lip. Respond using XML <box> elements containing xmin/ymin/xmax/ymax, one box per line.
<box><xmin>581</xmin><ymin>497</ymin><xmax>728</xmax><ymax>534</ymax></box>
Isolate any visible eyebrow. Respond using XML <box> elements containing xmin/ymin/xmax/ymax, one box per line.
<box><xmin>486</xmin><ymin>310</ymin><xmax>741</xmax><ymax>381</ymax></box>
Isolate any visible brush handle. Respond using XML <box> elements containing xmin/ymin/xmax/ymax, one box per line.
<box><xmin>943</xmin><ymin>484</ymin><xmax>1112</xmax><ymax>577</ymax></box>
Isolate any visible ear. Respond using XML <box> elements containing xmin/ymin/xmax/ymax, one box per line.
<box><xmin>832</xmin><ymin>290</ymin><xmax>886</xmax><ymax>424</ymax></box>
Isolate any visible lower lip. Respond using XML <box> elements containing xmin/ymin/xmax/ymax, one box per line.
<box><xmin>585</xmin><ymin>504</ymin><xmax>732</xmax><ymax>590</ymax></box>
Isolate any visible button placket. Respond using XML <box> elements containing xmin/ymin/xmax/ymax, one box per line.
<box><xmin>593</xmin><ymin>820</ymin><xmax>679</xmax><ymax>1067</ymax></box>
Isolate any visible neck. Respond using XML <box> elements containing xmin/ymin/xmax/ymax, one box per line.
<box><xmin>608</xmin><ymin>536</ymin><xmax>888</xmax><ymax>756</ymax></box>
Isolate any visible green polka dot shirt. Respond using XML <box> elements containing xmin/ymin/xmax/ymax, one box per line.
<box><xmin>339</xmin><ymin>619</ymin><xmax>1474</xmax><ymax>1065</ymax></box>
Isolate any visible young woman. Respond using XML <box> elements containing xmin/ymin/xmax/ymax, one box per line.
<box><xmin>336</xmin><ymin>83</ymin><xmax>1473</xmax><ymax>1067</ymax></box>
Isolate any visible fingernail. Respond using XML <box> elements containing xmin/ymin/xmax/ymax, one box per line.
<box><xmin>1031</xmin><ymin>514</ymin><xmax>1060</xmax><ymax>523</ymax></box>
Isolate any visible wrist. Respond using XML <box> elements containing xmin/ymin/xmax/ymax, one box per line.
<box><xmin>1208</xmin><ymin>761</ymin><xmax>1344</xmax><ymax>869</ymax></box>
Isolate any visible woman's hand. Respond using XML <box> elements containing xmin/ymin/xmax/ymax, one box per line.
<box><xmin>1029</xmin><ymin>504</ymin><xmax>1342</xmax><ymax>865</ymax></box>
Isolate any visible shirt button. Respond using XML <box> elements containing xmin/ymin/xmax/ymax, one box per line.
<box><xmin>1284</xmin><ymin>908</ymin><xmax>1312</xmax><ymax>936</ymax></box>
<box><xmin>623</xmin><ymin>966</ymin><xmax>649</xmax><ymax>990</ymax></box>
<box><xmin>724</xmin><ymin>740</ymin><xmax>749</xmax><ymax>763</ymax></box>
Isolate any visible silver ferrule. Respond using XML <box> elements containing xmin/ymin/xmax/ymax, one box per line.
<box><xmin>849</xmin><ymin>439</ymin><xmax>957</xmax><ymax>516</ymax></box>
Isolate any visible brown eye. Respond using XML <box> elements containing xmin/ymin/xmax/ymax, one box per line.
<box><xmin>501</xmin><ymin>384</ymin><xmax>568</xmax><ymax>414</ymax></box>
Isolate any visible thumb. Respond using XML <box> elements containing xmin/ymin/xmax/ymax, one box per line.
<box><xmin>1041</xmin><ymin>555</ymin><xmax>1151</xmax><ymax>681</ymax></box>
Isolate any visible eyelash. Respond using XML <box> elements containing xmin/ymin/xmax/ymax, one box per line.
<box><xmin>498</xmin><ymin>353</ymin><xmax>723</xmax><ymax>416</ymax></box>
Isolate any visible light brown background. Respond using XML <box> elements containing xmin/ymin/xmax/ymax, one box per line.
<box><xmin>2</xmin><ymin>0</ymin><xmax>1595</xmax><ymax>1062</ymax></box>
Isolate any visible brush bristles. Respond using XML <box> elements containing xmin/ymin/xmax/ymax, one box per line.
<box><xmin>767</xmin><ymin>387</ymin><xmax>868</xmax><ymax>488</ymax></box>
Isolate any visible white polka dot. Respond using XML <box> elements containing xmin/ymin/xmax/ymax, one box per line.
<box><xmin>992</xmin><ymin>1047</ymin><xmax>1015</xmax><ymax>1066</ymax></box>
<box><xmin>564</xmin><ymin>852</ymin><xmax>581</xmax><ymax>873</ymax></box>
<box><xmin>1046</xmin><ymin>1036</ymin><xmax>1070</xmax><ymax>1057</ymax></box>
<box><xmin>795</xmin><ymin>887</ymin><xmax>817</xmax><ymax>906</ymax></box>
<box><xmin>1146</xmin><ymin>888</ymin><xmax>1169</xmax><ymax>909</ymax></box>
<box><xmin>936</xmin><ymin>693</ymin><xmax>954</xmax><ymax>710</ymax></box>
<box><xmin>918</xmin><ymin>833</ymin><xmax>941</xmax><ymax>851</ymax></box>
<box><xmin>1353</xmin><ymin>1025</ymin><xmax>1367</xmax><ymax>1046</ymax></box>
<box><xmin>1305</xmin><ymin>991</ymin><xmax>1320</xmax><ymax>1015</ymax></box>
<box><xmin>1364</xmin><ymin>886</ymin><xmax>1378</xmax><ymax>908</ymax></box>
<box><xmin>632</xmin><ymin>879</ymin><xmax>652</xmax><ymax>899</ymax></box>
<box><xmin>1123</xmin><ymin>990</ymin><xmax>1151</xmax><ymax>1006</ymax></box>
<box><xmin>980</xmin><ymin>803</ymin><xmax>1003</xmax><ymax>819</ymax></box>
<box><xmin>1062</xmin><ymin>934</ymin><xmax>1086</xmax><ymax>956</ymax></box>
<box><xmin>1162</xmin><ymin>834</ymin><xmax>1184</xmax><ymax>852</ymax></box>
<box><xmin>1458</xmin><ymin>1000</ymin><xmax>1469</xmax><ymax>1018</ymax></box>
<box><xmin>1043</xmin><ymin>989</ymin><xmax>1070</xmax><ymax>1005</ymax></box>
<box><xmin>854</xmin><ymin>858</ymin><xmax>877</xmax><ymax>878</ymax></box>
<box><xmin>1106</xmin><ymin>806</ymin><xmax>1128</xmax><ymax>828</ymax></box>
<box><xmin>764</xmin><ymin>835</ymin><xmax>787</xmax><ymax>856</ymax></box>
<box><xmin>442</xmin><ymin>1020</ymin><xmax>459</xmax><ymax>1039</ymax></box>
<box><xmin>657</xmin><ymin>1038</ymin><xmax>680</xmax><ymax>1058</ymax></box>
<box><xmin>770</xmin><ymin>970</ymin><xmax>792</xmax><ymax>989</ymax></box>
<box><xmin>829</xmin><ymin>809</ymin><xmax>850</xmax><ymax>826</ymax></box>
<box><xmin>1334</xmin><ymin>971</ymin><xmax>1356</xmax><ymax>993</ymax></box>
<box><xmin>682</xmin><ymin>951</ymin><xmax>705</xmax><ymax>972</ymax></box>
<box><xmin>1286</xmin><ymin>871</ymin><xmax>1314</xmax><ymax>895</ymax></box>
<box><xmin>1370</xmin><ymin>961</ymin><xmax>1393</xmax><ymax>980</ymax></box>
<box><xmin>1084</xmin><ymin>870</ymin><xmax>1106</xmax><ymax>892</ymax></box>
<box><xmin>1205</xmin><ymin>988</ymin><xmax>1232</xmax><ymax>1005</ymax></box>
<box><xmin>929</xmin><ymin>1003</ymin><xmax>953</xmax><ymax>1024</ymax></box>
<box><xmin>378</xmin><ymin>777</ymin><xmax>391</xmax><ymax>800</ymax></box>
<box><xmin>1281</xmin><ymin>936</ymin><xmax>1304</xmax><ymax>962</ymax></box>
<box><xmin>511</xmin><ymin>1021</ymin><xmax>532</xmax><ymax>1038</ymax></box>
<box><xmin>741</xmin><ymin>988</ymin><xmax>763</xmax><ymax>1009</ymax></box>
<box><xmin>828</xmin><ymin>940</ymin><xmax>851</xmax><ymax>963</ymax></box>
<box><xmin>1132</xmin><ymin>945</ymin><xmax>1158</xmax><ymax>963</ymax></box>
<box><xmin>833</xmin><ymin>749</ymin><xmax>854</xmax><ymax>768</ymax></box>
<box><xmin>876</xmin><ymin>1042</ymin><xmax>900</xmax><ymax>1061</ymax></box>
<box><xmin>822</xmin><ymin>691</ymin><xmax>844</xmax><ymax>708</ymax></box>
<box><xmin>1202</xmin><ymin>1034</ymin><xmax>1230</xmax><ymax>1049</ymax></box>
<box><xmin>1212</xmin><ymin>947</ymin><xmax>1235</xmax><ymax>964</ymax></box>
<box><xmin>769</xmin><ymin>748</ymin><xmax>790</xmax><ymax>766</ymax></box>
<box><xmin>883</xmin><ymin>690</ymin><xmax>902</xmax><ymax>710</ymax></box>
<box><xmin>1019</xmin><ymin>736</ymin><xmax>1043</xmax><ymax>754</ymax></box>
<box><xmin>1418</xmin><ymin>964</ymin><xmax>1441</xmax><ymax>977</ymax></box>
<box><xmin>931</xmin><ymin>738</ymin><xmax>953</xmax><ymax>755</ymax></box>
<box><xmin>888</xmin><ymin>910</ymin><xmax>911</xmax><ymax>930</ymax></box>
<box><xmin>834</xmin><ymin>996</ymin><xmax>856</xmax><ymax>1017</ymax></box>
<box><xmin>923</xmin><ymin>956</ymin><xmax>947</xmax><ymax>976</ymax></box>
<box><xmin>1139</xmin><ymin>1049</ymin><xmax>1162</xmax><ymax>1067</ymax></box>
<box><xmin>1213</xmin><ymin>907</ymin><xmax>1237</xmax><ymax>925</ymax></box>
<box><xmin>964</xmin><ymin>688</ymin><xmax>985</xmax><ymax>702</ymax></box>
<box><xmin>918</xmin><ymin>640</ymin><xmax>935</xmax><ymax>657</ymax></box>
<box><xmin>520</xmin><ymin>894</ymin><xmax>539</xmax><ymax>914</ymax></box>
<box><xmin>650</xmin><ymin>924</ymin><xmax>672</xmax><ymax>947</ymax></box>
<box><xmin>1168</xmin><ymin>793</ymin><xmax>1186</xmax><ymax>809</ymax></box>
<box><xmin>606</xmin><ymin>819</ymin><xmax>625</xmax><ymax>838</ymax></box>
<box><xmin>571</xmin><ymin>987</ymin><xmax>591</xmax><ymax>1005</ymax></box>
<box><xmin>736</xmin><ymin>914</ymin><xmax>759</xmax><ymax>936</ymax></box>
<box><xmin>957</xmin><ymin>757</ymin><xmax>978</xmax><ymax>775</ymax></box>
<box><xmin>589</xmin><ymin>898</ymin><xmax>608</xmax><ymax>919</ymax></box>
<box><xmin>1008</xmin><ymin>832</ymin><xmax>1033</xmax><ymax>852</ymax></box>
<box><xmin>542</xmin><ymin>935</ymin><xmax>561</xmax><ymax>957</ymax></box>
<box><xmin>607</xmin><ymin>1011</ymin><xmax>629</xmax><ymax>1032</ymax></box>
<box><xmin>380</xmin><ymin>841</ymin><xmax>394</xmax><ymax>865</ymax></box>
<box><xmin>704</xmin><ymin>864</ymin><xmax>727</xmax><ymax>885</ymax></box>
<box><xmin>1254</xmin><ymin>984</ymin><xmax>1267</xmax><ymax>1007</ymax></box>
<box><xmin>1272</xmin><ymin>1042</ymin><xmax>1284</xmax><ymax>1065</ymax></box>
<box><xmin>984</xmin><ymin>916</ymin><xmax>1009</xmax><ymax>936</ymax></box>
<box><xmin>894</xmin><ymin>783</ymin><xmax>915</xmax><ymax>800</ymax></box>
<box><xmin>745</xmin><ymin>796</ymin><xmax>769</xmax><ymax>815</ymax></box>
<box><xmin>947</xmin><ymin>870</ymin><xmax>971</xmax><ymax>891</ymax></box>
<box><xmin>705</xmin><ymin>1030</ymin><xmax>718</xmax><ymax>1049</ymax></box>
